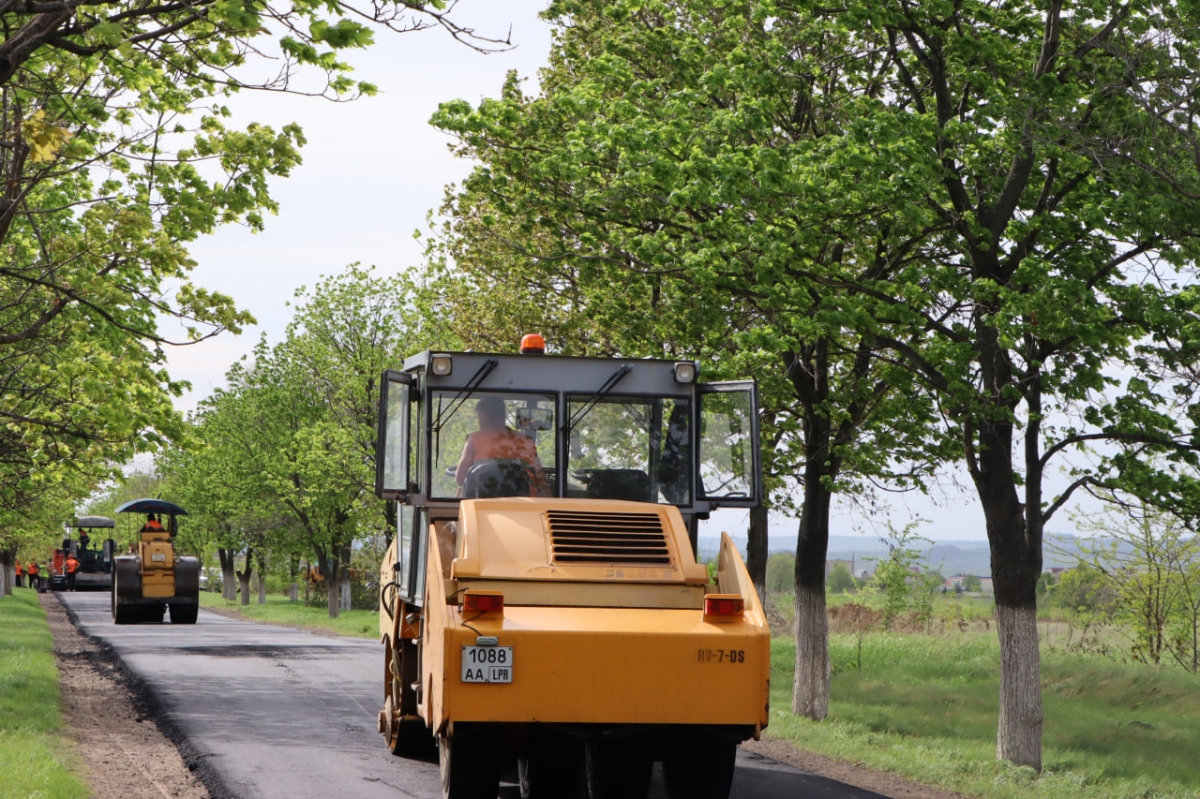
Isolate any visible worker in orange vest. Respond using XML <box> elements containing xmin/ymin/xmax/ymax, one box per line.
<box><xmin>26</xmin><ymin>560</ymin><xmax>40</xmax><ymax>590</ymax></box>
<box><xmin>14</xmin><ymin>560</ymin><xmax>23</xmax><ymax>588</ymax></box>
<box><xmin>140</xmin><ymin>514</ymin><xmax>165</xmax><ymax>534</ymax></box>
<box><xmin>65</xmin><ymin>553</ymin><xmax>81</xmax><ymax>591</ymax></box>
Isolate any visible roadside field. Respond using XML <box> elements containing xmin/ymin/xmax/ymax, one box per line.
<box><xmin>0</xmin><ymin>590</ymin><xmax>89</xmax><ymax>799</ymax></box>
<box><xmin>199</xmin><ymin>591</ymin><xmax>379</xmax><ymax>638</ymax></box>
<box><xmin>768</xmin><ymin>631</ymin><xmax>1200</xmax><ymax>799</ymax></box>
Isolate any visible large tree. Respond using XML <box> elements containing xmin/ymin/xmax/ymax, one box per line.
<box><xmin>429</xmin><ymin>0</ymin><xmax>947</xmax><ymax>722</ymax></box>
<box><xmin>1</xmin><ymin>0</ymin><xmax>500</xmax><ymax>511</ymax></box>
<box><xmin>821</xmin><ymin>0</ymin><xmax>1200</xmax><ymax>768</ymax></box>
<box><xmin>169</xmin><ymin>267</ymin><xmax>431</xmax><ymax>616</ymax></box>
<box><xmin>431</xmin><ymin>0</ymin><xmax>1200</xmax><ymax>769</ymax></box>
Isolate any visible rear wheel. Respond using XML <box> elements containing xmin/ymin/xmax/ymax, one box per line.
<box><xmin>662</xmin><ymin>733</ymin><xmax>737</xmax><ymax>799</ymax></box>
<box><xmin>112</xmin><ymin>578</ymin><xmax>134</xmax><ymax>625</ymax></box>
<box><xmin>170</xmin><ymin>603</ymin><xmax>198</xmax><ymax>624</ymax></box>
<box><xmin>521</xmin><ymin>729</ymin><xmax>584</xmax><ymax>798</ymax></box>
<box><xmin>383</xmin><ymin>638</ymin><xmax>435</xmax><ymax>758</ymax></box>
<box><xmin>439</xmin><ymin>725</ymin><xmax>502</xmax><ymax>799</ymax></box>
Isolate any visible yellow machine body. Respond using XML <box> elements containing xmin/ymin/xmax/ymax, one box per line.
<box><xmin>139</xmin><ymin>535</ymin><xmax>177</xmax><ymax>597</ymax></box>
<box><xmin>111</xmin><ymin>509</ymin><xmax>200</xmax><ymax>625</ymax></box>
<box><xmin>380</xmin><ymin>498</ymin><xmax>769</xmax><ymax>735</ymax></box>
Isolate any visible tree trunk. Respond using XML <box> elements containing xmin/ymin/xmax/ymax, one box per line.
<box><xmin>256</xmin><ymin>551</ymin><xmax>267</xmax><ymax>605</ymax></box>
<box><xmin>237</xmin><ymin>548</ymin><xmax>255</xmax><ymax>607</ymax></box>
<box><xmin>791</xmin><ymin>456</ymin><xmax>834</xmax><ymax>720</ymax></box>
<box><xmin>975</xmin><ymin>406</ymin><xmax>1043</xmax><ymax>770</ymax></box>
<box><xmin>319</xmin><ymin>551</ymin><xmax>340</xmax><ymax>620</ymax></box>
<box><xmin>339</xmin><ymin>543</ymin><xmax>352</xmax><ymax>612</ymax></box>
<box><xmin>289</xmin><ymin>555</ymin><xmax>300</xmax><ymax>602</ymax></box>
<box><xmin>995</xmin><ymin>603</ymin><xmax>1042</xmax><ymax>768</ymax></box>
<box><xmin>1</xmin><ymin>548</ymin><xmax>13</xmax><ymax>596</ymax></box>
<box><xmin>327</xmin><ymin>576</ymin><xmax>340</xmax><ymax>618</ymax></box>
<box><xmin>784</xmin><ymin>344</ymin><xmax>840</xmax><ymax>722</ymax></box>
<box><xmin>219</xmin><ymin>548</ymin><xmax>237</xmax><ymax>602</ymax></box>
<box><xmin>748</xmin><ymin>504</ymin><xmax>769</xmax><ymax>604</ymax></box>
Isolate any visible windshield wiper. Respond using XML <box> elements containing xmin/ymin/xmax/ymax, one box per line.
<box><xmin>566</xmin><ymin>364</ymin><xmax>633</xmax><ymax>431</ymax></box>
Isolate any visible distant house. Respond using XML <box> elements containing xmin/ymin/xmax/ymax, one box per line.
<box><xmin>942</xmin><ymin>574</ymin><xmax>967</xmax><ymax>591</ymax></box>
<box><xmin>940</xmin><ymin>574</ymin><xmax>995</xmax><ymax>596</ymax></box>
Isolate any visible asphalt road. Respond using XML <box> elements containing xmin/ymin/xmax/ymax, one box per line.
<box><xmin>59</xmin><ymin>593</ymin><xmax>888</xmax><ymax>799</ymax></box>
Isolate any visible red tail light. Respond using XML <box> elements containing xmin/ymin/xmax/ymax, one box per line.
<box><xmin>464</xmin><ymin>591</ymin><xmax>504</xmax><ymax>613</ymax></box>
<box><xmin>703</xmin><ymin>595</ymin><xmax>745</xmax><ymax>620</ymax></box>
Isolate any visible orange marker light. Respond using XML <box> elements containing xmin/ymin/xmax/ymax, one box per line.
<box><xmin>464</xmin><ymin>591</ymin><xmax>505</xmax><ymax>613</ymax></box>
<box><xmin>520</xmin><ymin>334</ymin><xmax>546</xmax><ymax>354</ymax></box>
<box><xmin>703</xmin><ymin>595</ymin><xmax>745</xmax><ymax>620</ymax></box>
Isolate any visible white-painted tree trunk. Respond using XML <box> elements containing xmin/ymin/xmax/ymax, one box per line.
<box><xmin>995</xmin><ymin>603</ymin><xmax>1043</xmax><ymax>769</ymax></box>
<box><xmin>791</xmin><ymin>584</ymin><xmax>830</xmax><ymax>720</ymax></box>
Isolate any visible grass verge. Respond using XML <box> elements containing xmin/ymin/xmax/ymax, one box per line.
<box><xmin>0</xmin><ymin>590</ymin><xmax>89</xmax><ymax>799</ymax></box>
<box><xmin>199</xmin><ymin>591</ymin><xmax>378</xmax><ymax>639</ymax></box>
<box><xmin>769</xmin><ymin>632</ymin><xmax>1200</xmax><ymax>799</ymax></box>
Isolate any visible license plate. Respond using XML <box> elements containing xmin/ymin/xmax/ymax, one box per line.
<box><xmin>461</xmin><ymin>646</ymin><xmax>513</xmax><ymax>683</ymax></box>
<box><xmin>151</xmin><ymin>553</ymin><xmax>166</xmax><ymax>562</ymax></box>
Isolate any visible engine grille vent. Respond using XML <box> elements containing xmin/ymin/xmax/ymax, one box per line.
<box><xmin>546</xmin><ymin>510</ymin><xmax>672</xmax><ymax>565</ymax></box>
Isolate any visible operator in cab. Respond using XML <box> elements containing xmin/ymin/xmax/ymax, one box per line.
<box><xmin>140</xmin><ymin>514</ymin><xmax>165</xmax><ymax>534</ymax></box>
<box><xmin>456</xmin><ymin>395</ymin><xmax>549</xmax><ymax>497</ymax></box>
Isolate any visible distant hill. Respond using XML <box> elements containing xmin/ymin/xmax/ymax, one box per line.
<box><xmin>698</xmin><ymin>531</ymin><xmax>1085</xmax><ymax>577</ymax></box>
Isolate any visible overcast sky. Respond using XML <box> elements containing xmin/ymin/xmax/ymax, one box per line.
<box><xmin>158</xmin><ymin>1</ymin><xmax>1093</xmax><ymax>546</ymax></box>
<box><xmin>168</xmin><ymin>1</ymin><xmax>555</xmax><ymax>409</ymax></box>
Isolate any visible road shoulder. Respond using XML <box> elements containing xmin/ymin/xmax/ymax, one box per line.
<box><xmin>43</xmin><ymin>593</ymin><xmax>212</xmax><ymax>799</ymax></box>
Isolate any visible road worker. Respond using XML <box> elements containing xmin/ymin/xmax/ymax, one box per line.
<box><xmin>15</xmin><ymin>560</ymin><xmax>23</xmax><ymax>588</ymax></box>
<box><xmin>65</xmin><ymin>553</ymin><xmax>81</xmax><ymax>591</ymax></box>
<box><xmin>455</xmin><ymin>395</ymin><xmax>549</xmax><ymax>497</ymax></box>
<box><xmin>26</xmin><ymin>560</ymin><xmax>39</xmax><ymax>590</ymax></box>
<box><xmin>140</xmin><ymin>514</ymin><xmax>165</xmax><ymax>535</ymax></box>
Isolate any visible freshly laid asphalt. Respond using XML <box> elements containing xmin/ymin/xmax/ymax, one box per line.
<box><xmin>58</xmin><ymin>593</ymin><xmax>888</xmax><ymax>799</ymax></box>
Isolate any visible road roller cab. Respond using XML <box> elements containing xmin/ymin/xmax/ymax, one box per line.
<box><xmin>374</xmin><ymin>345</ymin><xmax>768</xmax><ymax>799</ymax></box>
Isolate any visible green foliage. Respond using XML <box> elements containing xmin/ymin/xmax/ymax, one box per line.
<box><xmin>825</xmin><ymin>562</ymin><xmax>855</xmax><ymax>594</ymax></box>
<box><xmin>0</xmin><ymin>0</ymin><xmax>490</xmax><ymax>515</ymax></box>
<box><xmin>161</xmin><ymin>266</ymin><xmax>431</xmax><ymax>617</ymax></box>
<box><xmin>428</xmin><ymin>0</ymin><xmax>1200</xmax><ymax>764</ymax></box>
<box><xmin>964</xmin><ymin>574</ymin><xmax>984</xmax><ymax>594</ymax></box>
<box><xmin>860</xmin><ymin>523</ymin><xmax>931</xmax><ymax>630</ymax></box>
<box><xmin>0</xmin><ymin>591</ymin><xmax>89</xmax><ymax>799</ymax></box>
<box><xmin>766</xmin><ymin>551</ymin><xmax>795</xmax><ymax>593</ymax></box>
<box><xmin>1067</xmin><ymin>501</ymin><xmax>1200</xmax><ymax>672</ymax></box>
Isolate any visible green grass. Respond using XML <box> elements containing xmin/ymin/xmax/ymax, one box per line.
<box><xmin>199</xmin><ymin>591</ymin><xmax>380</xmax><ymax>639</ymax></box>
<box><xmin>0</xmin><ymin>590</ymin><xmax>90</xmax><ymax>799</ymax></box>
<box><xmin>769</xmin><ymin>631</ymin><xmax>1200</xmax><ymax>798</ymax></box>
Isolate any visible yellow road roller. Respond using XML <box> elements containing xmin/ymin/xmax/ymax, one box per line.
<box><xmin>111</xmin><ymin>498</ymin><xmax>200</xmax><ymax>624</ymax></box>
<box><xmin>375</xmin><ymin>341</ymin><xmax>768</xmax><ymax>799</ymax></box>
